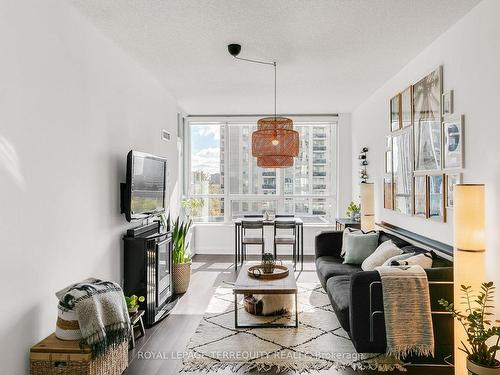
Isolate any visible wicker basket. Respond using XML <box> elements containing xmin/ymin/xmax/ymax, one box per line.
<box><xmin>173</xmin><ymin>262</ymin><xmax>191</xmax><ymax>294</ymax></box>
<box><xmin>30</xmin><ymin>333</ymin><xmax>128</xmax><ymax>375</ymax></box>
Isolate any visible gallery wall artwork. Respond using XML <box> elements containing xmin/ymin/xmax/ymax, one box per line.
<box><xmin>384</xmin><ymin>66</ymin><xmax>464</xmax><ymax>223</ymax></box>
<box><xmin>390</xmin><ymin>94</ymin><xmax>401</xmax><ymax>132</ymax></box>
<box><xmin>414</xmin><ymin>175</ymin><xmax>427</xmax><ymax>217</ymax></box>
<box><xmin>428</xmin><ymin>174</ymin><xmax>445</xmax><ymax>222</ymax></box>
<box><xmin>392</xmin><ymin>129</ymin><xmax>413</xmax><ymax>215</ymax></box>
<box><xmin>443</xmin><ymin>115</ymin><xmax>464</xmax><ymax>170</ymax></box>
<box><xmin>414</xmin><ymin>67</ymin><xmax>442</xmax><ymax>172</ymax></box>
<box><xmin>445</xmin><ymin>172</ymin><xmax>462</xmax><ymax>208</ymax></box>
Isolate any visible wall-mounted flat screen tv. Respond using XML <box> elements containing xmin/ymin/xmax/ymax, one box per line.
<box><xmin>122</xmin><ymin>150</ymin><xmax>167</xmax><ymax>222</ymax></box>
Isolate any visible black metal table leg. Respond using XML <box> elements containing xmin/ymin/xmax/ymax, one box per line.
<box><xmin>234</xmin><ymin>293</ymin><xmax>239</xmax><ymax>328</ymax></box>
<box><xmin>234</xmin><ymin>223</ymin><xmax>238</xmax><ymax>270</ymax></box>
<box><xmin>300</xmin><ymin>223</ymin><xmax>304</xmax><ymax>271</ymax></box>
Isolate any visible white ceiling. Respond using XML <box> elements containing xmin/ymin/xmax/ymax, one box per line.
<box><xmin>68</xmin><ymin>0</ymin><xmax>480</xmax><ymax>114</ymax></box>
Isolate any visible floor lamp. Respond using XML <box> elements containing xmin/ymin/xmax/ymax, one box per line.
<box><xmin>453</xmin><ymin>184</ymin><xmax>485</xmax><ymax>374</ymax></box>
<box><xmin>360</xmin><ymin>183</ymin><xmax>375</xmax><ymax>231</ymax></box>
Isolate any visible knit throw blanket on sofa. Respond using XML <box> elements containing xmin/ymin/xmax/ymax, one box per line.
<box><xmin>375</xmin><ymin>265</ymin><xmax>434</xmax><ymax>359</ymax></box>
<box><xmin>56</xmin><ymin>278</ymin><xmax>131</xmax><ymax>357</ymax></box>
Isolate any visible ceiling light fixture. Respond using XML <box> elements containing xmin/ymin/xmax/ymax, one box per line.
<box><xmin>228</xmin><ymin>44</ymin><xmax>299</xmax><ymax>168</ymax></box>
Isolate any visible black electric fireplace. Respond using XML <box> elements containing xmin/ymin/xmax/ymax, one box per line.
<box><xmin>123</xmin><ymin>222</ymin><xmax>174</xmax><ymax>326</ymax></box>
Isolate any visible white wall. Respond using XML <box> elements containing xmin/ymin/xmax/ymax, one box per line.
<box><xmin>351</xmin><ymin>0</ymin><xmax>500</xmax><ymax>290</ymax></box>
<box><xmin>0</xmin><ymin>0</ymin><xmax>180</xmax><ymax>373</ymax></box>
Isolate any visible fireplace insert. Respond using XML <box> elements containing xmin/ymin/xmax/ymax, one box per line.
<box><xmin>123</xmin><ymin>222</ymin><xmax>174</xmax><ymax>326</ymax></box>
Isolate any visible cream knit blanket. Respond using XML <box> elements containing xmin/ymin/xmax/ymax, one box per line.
<box><xmin>56</xmin><ymin>278</ymin><xmax>131</xmax><ymax>357</ymax></box>
<box><xmin>375</xmin><ymin>265</ymin><xmax>434</xmax><ymax>359</ymax></box>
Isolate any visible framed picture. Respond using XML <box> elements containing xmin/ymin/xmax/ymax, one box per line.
<box><xmin>392</xmin><ymin>129</ymin><xmax>413</xmax><ymax>215</ymax></box>
<box><xmin>428</xmin><ymin>174</ymin><xmax>445</xmax><ymax>222</ymax></box>
<box><xmin>384</xmin><ymin>177</ymin><xmax>393</xmax><ymax>210</ymax></box>
<box><xmin>385</xmin><ymin>150</ymin><xmax>392</xmax><ymax>174</ymax></box>
<box><xmin>413</xmin><ymin>67</ymin><xmax>442</xmax><ymax>124</ymax></box>
<box><xmin>413</xmin><ymin>67</ymin><xmax>442</xmax><ymax>171</ymax></box>
<box><xmin>390</xmin><ymin>94</ymin><xmax>401</xmax><ymax>132</ymax></box>
<box><xmin>414</xmin><ymin>119</ymin><xmax>442</xmax><ymax>171</ymax></box>
<box><xmin>446</xmin><ymin>173</ymin><xmax>462</xmax><ymax>208</ymax></box>
<box><xmin>414</xmin><ymin>175</ymin><xmax>428</xmax><ymax>217</ymax></box>
<box><xmin>385</xmin><ymin>135</ymin><xmax>392</xmax><ymax>149</ymax></box>
<box><xmin>442</xmin><ymin>90</ymin><xmax>454</xmax><ymax>117</ymax></box>
<box><xmin>443</xmin><ymin>115</ymin><xmax>464</xmax><ymax>170</ymax></box>
<box><xmin>401</xmin><ymin>86</ymin><xmax>413</xmax><ymax>128</ymax></box>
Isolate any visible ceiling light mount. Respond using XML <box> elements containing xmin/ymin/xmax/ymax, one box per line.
<box><xmin>227</xmin><ymin>43</ymin><xmax>241</xmax><ymax>57</ymax></box>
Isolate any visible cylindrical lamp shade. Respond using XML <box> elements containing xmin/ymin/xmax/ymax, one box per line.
<box><xmin>360</xmin><ymin>183</ymin><xmax>375</xmax><ymax>232</ymax></box>
<box><xmin>252</xmin><ymin>129</ymin><xmax>299</xmax><ymax>157</ymax></box>
<box><xmin>454</xmin><ymin>184</ymin><xmax>485</xmax><ymax>252</ymax></box>
<box><xmin>256</xmin><ymin>155</ymin><xmax>294</xmax><ymax>168</ymax></box>
<box><xmin>252</xmin><ymin>117</ymin><xmax>299</xmax><ymax>168</ymax></box>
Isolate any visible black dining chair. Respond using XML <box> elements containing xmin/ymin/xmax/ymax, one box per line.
<box><xmin>241</xmin><ymin>220</ymin><xmax>265</xmax><ymax>260</ymax></box>
<box><xmin>273</xmin><ymin>220</ymin><xmax>297</xmax><ymax>264</ymax></box>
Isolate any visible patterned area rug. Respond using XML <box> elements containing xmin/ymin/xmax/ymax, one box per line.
<box><xmin>181</xmin><ymin>282</ymin><xmax>404</xmax><ymax>373</ymax></box>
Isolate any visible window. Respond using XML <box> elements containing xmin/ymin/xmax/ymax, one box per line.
<box><xmin>188</xmin><ymin>123</ymin><xmax>224</xmax><ymax>222</ymax></box>
<box><xmin>186</xmin><ymin>118</ymin><xmax>337</xmax><ymax>224</ymax></box>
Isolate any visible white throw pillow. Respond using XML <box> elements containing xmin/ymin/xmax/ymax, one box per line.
<box><xmin>361</xmin><ymin>240</ymin><xmax>402</xmax><ymax>271</ymax></box>
<box><xmin>393</xmin><ymin>253</ymin><xmax>433</xmax><ymax>269</ymax></box>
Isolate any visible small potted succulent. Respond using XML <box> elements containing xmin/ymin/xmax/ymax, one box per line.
<box><xmin>125</xmin><ymin>295</ymin><xmax>145</xmax><ymax>314</ymax></box>
<box><xmin>346</xmin><ymin>201</ymin><xmax>361</xmax><ymax>221</ymax></box>
<box><xmin>439</xmin><ymin>282</ymin><xmax>500</xmax><ymax>375</ymax></box>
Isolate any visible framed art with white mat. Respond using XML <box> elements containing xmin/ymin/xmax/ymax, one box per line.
<box><xmin>414</xmin><ymin>175</ymin><xmax>428</xmax><ymax>218</ymax></box>
<box><xmin>443</xmin><ymin>115</ymin><xmax>464</xmax><ymax>170</ymax></box>
<box><xmin>428</xmin><ymin>174</ymin><xmax>445</xmax><ymax>222</ymax></box>
<box><xmin>445</xmin><ymin>172</ymin><xmax>462</xmax><ymax>209</ymax></box>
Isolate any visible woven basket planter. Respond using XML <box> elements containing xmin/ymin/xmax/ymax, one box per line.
<box><xmin>173</xmin><ymin>262</ymin><xmax>191</xmax><ymax>294</ymax></box>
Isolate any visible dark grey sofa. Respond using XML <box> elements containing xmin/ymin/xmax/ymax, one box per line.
<box><xmin>315</xmin><ymin>230</ymin><xmax>453</xmax><ymax>361</ymax></box>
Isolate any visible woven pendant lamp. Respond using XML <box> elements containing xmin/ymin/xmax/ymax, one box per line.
<box><xmin>252</xmin><ymin>117</ymin><xmax>299</xmax><ymax>158</ymax></box>
<box><xmin>228</xmin><ymin>44</ymin><xmax>299</xmax><ymax>168</ymax></box>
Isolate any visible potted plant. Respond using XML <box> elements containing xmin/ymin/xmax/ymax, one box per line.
<box><xmin>181</xmin><ymin>198</ymin><xmax>204</xmax><ymax>221</ymax></box>
<box><xmin>439</xmin><ymin>282</ymin><xmax>500</xmax><ymax>375</ymax></box>
<box><xmin>125</xmin><ymin>295</ymin><xmax>145</xmax><ymax>314</ymax></box>
<box><xmin>172</xmin><ymin>217</ymin><xmax>192</xmax><ymax>294</ymax></box>
<box><xmin>346</xmin><ymin>201</ymin><xmax>361</xmax><ymax>221</ymax></box>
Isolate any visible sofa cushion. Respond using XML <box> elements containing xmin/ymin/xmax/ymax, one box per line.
<box><xmin>361</xmin><ymin>240</ymin><xmax>402</xmax><ymax>271</ymax></box>
<box><xmin>341</xmin><ymin>228</ymin><xmax>377</xmax><ymax>256</ymax></box>
<box><xmin>392</xmin><ymin>253</ymin><xmax>433</xmax><ymax>268</ymax></box>
<box><xmin>326</xmin><ymin>275</ymin><xmax>351</xmax><ymax>331</ymax></box>
<box><xmin>400</xmin><ymin>245</ymin><xmax>453</xmax><ymax>268</ymax></box>
<box><xmin>382</xmin><ymin>252</ymin><xmax>415</xmax><ymax>266</ymax></box>
<box><xmin>315</xmin><ymin>256</ymin><xmax>361</xmax><ymax>288</ymax></box>
<box><xmin>343</xmin><ymin>231</ymin><xmax>379</xmax><ymax>265</ymax></box>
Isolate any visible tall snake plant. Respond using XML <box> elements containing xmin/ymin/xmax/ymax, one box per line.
<box><xmin>172</xmin><ymin>217</ymin><xmax>192</xmax><ymax>264</ymax></box>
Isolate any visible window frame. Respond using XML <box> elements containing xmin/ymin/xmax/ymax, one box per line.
<box><xmin>184</xmin><ymin>116</ymin><xmax>338</xmax><ymax>224</ymax></box>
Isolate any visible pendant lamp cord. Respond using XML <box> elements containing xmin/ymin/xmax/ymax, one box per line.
<box><xmin>274</xmin><ymin>62</ymin><xmax>277</xmax><ymax>120</ymax></box>
<box><xmin>233</xmin><ymin>55</ymin><xmax>277</xmax><ymax>120</ymax></box>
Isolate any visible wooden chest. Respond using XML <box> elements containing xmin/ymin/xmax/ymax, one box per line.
<box><xmin>30</xmin><ymin>333</ymin><xmax>128</xmax><ymax>375</ymax></box>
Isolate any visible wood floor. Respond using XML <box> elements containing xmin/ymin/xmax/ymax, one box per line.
<box><xmin>124</xmin><ymin>255</ymin><xmax>452</xmax><ymax>375</ymax></box>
